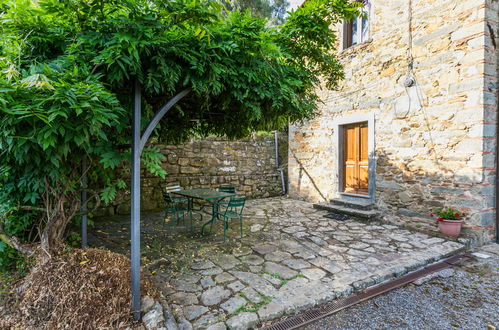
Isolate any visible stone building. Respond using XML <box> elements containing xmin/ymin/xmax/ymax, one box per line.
<box><xmin>288</xmin><ymin>0</ymin><xmax>499</xmax><ymax>244</ymax></box>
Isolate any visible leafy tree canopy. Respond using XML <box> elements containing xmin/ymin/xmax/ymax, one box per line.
<box><xmin>221</xmin><ymin>0</ymin><xmax>290</xmax><ymax>25</ymax></box>
<box><xmin>0</xmin><ymin>0</ymin><xmax>364</xmax><ymax>267</ymax></box>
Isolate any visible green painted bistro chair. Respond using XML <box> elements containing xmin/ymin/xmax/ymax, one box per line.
<box><xmin>216</xmin><ymin>185</ymin><xmax>237</xmax><ymax>211</ymax></box>
<box><xmin>213</xmin><ymin>198</ymin><xmax>246</xmax><ymax>242</ymax></box>
<box><xmin>162</xmin><ymin>184</ymin><xmax>191</xmax><ymax>233</ymax></box>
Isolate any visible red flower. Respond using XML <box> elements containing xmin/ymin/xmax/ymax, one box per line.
<box><xmin>454</xmin><ymin>213</ymin><xmax>460</xmax><ymax>217</ymax></box>
<box><xmin>430</xmin><ymin>212</ymin><xmax>435</xmax><ymax>217</ymax></box>
<box><xmin>437</xmin><ymin>217</ymin><xmax>443</xmax><ymax>222</ymax></box>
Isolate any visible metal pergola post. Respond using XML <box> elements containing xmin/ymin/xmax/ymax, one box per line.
<box><xmin>129</xmin><ymin>83</ymin><xmax>191</xmax><ymax>321</ymax></box>
<box><xmin>131</xmin><ymin>80</ymin><xmax>142</xmax><ymax>320</ymax></box>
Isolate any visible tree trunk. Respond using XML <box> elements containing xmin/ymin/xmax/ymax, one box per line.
<box><xmin>40</xmin><ymin>195</ymin><xmax>79</xmax><ymax>262</ymax></box>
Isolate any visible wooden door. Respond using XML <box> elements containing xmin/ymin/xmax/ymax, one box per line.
<box><xmin>343</xmin><ymin>122</ymin><xmax>368</xmax><ymax>195</ymax></box>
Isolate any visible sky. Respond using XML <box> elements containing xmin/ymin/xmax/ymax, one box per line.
<box><xmin>288</xmin><ymin>0</ymin><xmax>304</xmax><ymax>10</ymax></box>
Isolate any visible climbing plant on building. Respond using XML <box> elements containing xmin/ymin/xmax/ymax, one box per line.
<box><xmin>0</xmin><ymin>0</ymin><xmax>365</xmax><ymax>267</ymax></box>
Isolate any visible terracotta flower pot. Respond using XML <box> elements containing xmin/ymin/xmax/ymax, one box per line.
<box><xmin>438</xmin><ymin>219</ymin><xmax>463</xmax><ymax>237</ymax></box>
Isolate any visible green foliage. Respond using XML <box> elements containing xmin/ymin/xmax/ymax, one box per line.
<box><xmin>0</xmin><ymin>0</ymin><xmax>363</xmax><ymax>268</ymax></box>
<box><xmin>430</xmin><ymin>209</ymin><xmax>466</xmax><ymax>221</ymax></box>
<box><xmin>220</xmin><ymin>0</ymin><xmax>290</xmax><ymax>25</ymax></box>
<box><xmin>66</xmin><ymin>232</ymin><xmax>82</xmax><ymax>247</ymax></box>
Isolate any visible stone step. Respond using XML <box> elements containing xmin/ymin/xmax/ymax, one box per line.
<box><xmin>313</xmin><ymin>203</ymin><xmax>380</xmax><ymax>220</ymax></box>
<box><xmin>329</xmin><ymin>198</ymin><xmax>375</xmax><ymax>210</ymax></box>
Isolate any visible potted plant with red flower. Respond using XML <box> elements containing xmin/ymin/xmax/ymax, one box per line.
<box><xmin>430</xmin><ymin>208</ymin><xmax>465</xmax><ymax>237</ymax></box>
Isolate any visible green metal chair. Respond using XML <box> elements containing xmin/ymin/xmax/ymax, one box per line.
<box><xmin>213</xmin><ymin>198</ymin><xmax>245</xmax><ymax>242</ymax></box>
<box><xmin>218</xmin><ymin>185</ymin><xmax>236</xmax><ymax>195</ymax></box>
<box><xmin>162</xmin><ymin>184</ymin><xmax>191</xmax><ymax>233</ymax></box>
<box><xmin>217</xmin><ymin>185</ymin><xmax>237</xmax><ymax>212</ymax></box>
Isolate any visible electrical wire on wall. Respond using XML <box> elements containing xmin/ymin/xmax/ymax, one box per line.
<box><xmin>393</xmin><ymin>0</ymin><xmax>440</xmax><ymax>164</ymax></box>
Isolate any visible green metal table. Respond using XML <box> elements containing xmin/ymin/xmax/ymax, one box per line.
<box><xmin>172</xmin><ymin>188</ymin><xmax>235</xmax><ymax>234</ymax></box>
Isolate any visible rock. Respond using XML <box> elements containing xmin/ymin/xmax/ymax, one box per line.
<box><xmin>215</xmin><ymin>272</ymin><xmax>236</xmax><ymax>284</ymax></box>
<box><xmin>142</xmin><ymin>295</ymin><xmax>156</xmax><ymax>312</ymax></box>
<box><xmin>240</xmin><ymin>287</ymin><xmax>262</xmax><ymax>304</ymax></box>
<box><xmin>207</xmin><ymin>322</ymin><xmax>227</xmax><ymax>330</ymax></box>
<box><xmin>240</xmin><ymin>255</ymin><xmax>265</xmax><ymax>265</ymax></box>
<box><xmin>221</xmin><ymin>297</ymin><xmax>247</xmax><ymax>314</ymax></box>
<box><xmin>199</xmin><ymin>267</ymin><xmax>224</xmax><ymax>276</ymax></box>
<box><xmin>160</xmin><ymin>301</ymin><xmax>179</xmax><ymax>330</ymax></box>
<box><xmin>170</xmin><ymin>292</ymin><xmax>199</xmax><ymax>305</ymax></box>
<box><xmin>227</xmin><ymin>281</ymin><xmax>245</xmax><ymax>293</ymax></box>
<box><xmin>172</xmin><ymin>280</ymin><xmax>202</xmax><ymax>292</ymax></box>
<box><xmin>252</xmin><ymin>244</ymin><xmax>277</xmax><ymax>255</ymax></box>
<box><xmin>262</xmin><ymin>273</ymin><xmax>281</xmax><ymax>286</ymax></box>
<box><xmin>249</xmin><ymin>265</ymin><xmax>262</xmax><ymax>273</ymax></box>
<box><xmin>422</xmin><ymin>237</ymin><xmax>445</xmax><ymax>245</ymax></box>
<box><xmin>265</xmin><ymin>251</ymin><xmax>292</xmax><ymax>262</ymax></box>
<box><xmin>226</xmin><ymin>312</ymin><xmax>259</xmax><ymax>330</ymax></box>
<box><xmin>193</xmin><ymin>312</ymin><xmax>220</xmax><ymax>329</ymax></box>
<box><xmin>230</xmin><ymin>271</ymin><xmax>278</xmax><ymax>296</ymax></box>
<box><xmin>282</xmin><ymin>226</ymin><xmax>306</xmax><ymax>234</ymax></box>
<box><xmin>183</xmin><ymin>305</ymin><xmax>209</xmax><ymax>321</ymax></box>
<box><xmin>172</xmin><ymin>305</ymin><xmax>193</xmax><ymax>330</ymax></box>
<box><xmin>308</xmin><ymin>236</ymin><xmax>327</xmax><ymax>246</ymax></box>
<box><xmin>309</xmin><ymin>257</ymin><xmax>343</xmax><ymax>274</ymax></box>
<box><xmin>177</xmin><ymin>319</ymin><xmax>193</xmax><ymax>330</ymax></box>
<box><xmin>264</xmin><ymin>262</ymin><xmax>297</xmax><ymax>279</ymax></box>
<box><xmin>200</xmin><ymin>276</ymin><xmax>216</xmax><ymax>288</ymax></box>
<box><xmin>293</xmin><ymin>249</ymin><xmax>316</xmax><ymax>260</ymax></box>
<box><xmin>413</xmin><ymin>268</ymin><xmax>455</xmax><ymax>285</ymax></box>
<box><xmin>413</xmin><ymin>273</ymin><xmax>439</xmax><ymax>286</ymax></box>
<box><xmin>349</xmin><ymin>242</ymin><xmax>370</xmax><ymax>250</ymax></box>
<box><xmin>233</xmin><ymin>246</ymin><xmax>253</xmax><ymax>257</ymax></box>
<box><xmin>191</xmin><ymin>261</ymin><xmax>216</xmax><ymax>270</ymax></box>
<box><xmin>250</xmin><ymin>224</ymin><xmax>263</xmax><ymax>232</ymax></box>
<box><xmin>282</xmin><ymin>259</ymin><xmax>311</xmax><ymax>270</ymax></box>
<box><xmin>143</xmin><ymin>303</ymin><xmax>165</xmax><ymax>329</ymax></box>
<box><xmin>257</xmin><ymin>301</ymin><xmax>284</xmax><ymax>321</ymax></box>
<box><xmin>472</xmin><ymin>252</ymin><xmax>491</xmax><ymax>259</ymax></box>
<box><xmin>437</xmin><ymin>268</ymin><xmax>455</xmax><ymax>278</ymax></box>
<box><xmin>200</xmin><ymin>286</ymin><xmax>231</xmax><ymax>306</ymax></box>
<box><xmin>212</xmin><ymin>255</ymin><xmax>240</xmax><ymax>270</ymax></box>
<box><xmin>301</xmin><ymin>268</ymin><xmax>326</xmax><ymax>280</ymax></box>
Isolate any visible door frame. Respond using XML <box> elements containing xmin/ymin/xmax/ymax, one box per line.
<box><xmin>333</xmin><ymin>112</ymin><xmax>375</xmax><ymax>201</ymax></box>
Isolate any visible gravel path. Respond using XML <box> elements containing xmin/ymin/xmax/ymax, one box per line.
<box><xmin>302</xmin><ymin>244</ymin><xmax>499</xmax><ymax>330</ymax></box>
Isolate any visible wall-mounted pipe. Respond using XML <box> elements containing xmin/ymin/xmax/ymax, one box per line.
<box><xmin>274</xmin><ymin>131</ymin><xmax>287</xmax><ymax>195</ymax></box>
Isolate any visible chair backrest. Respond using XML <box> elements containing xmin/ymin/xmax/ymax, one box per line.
<box><xmin>226</xmin><ymin>198</ymin><xmax>245</xmax><ymax>215</ymax></box>
<box><xmin>165</xmin><ymin>184</ymin><xmax>182</xmax><ymax>193</ymax></box>
<box><xmin>163</xmin><ymin>184</ymin><xmax>182</xmax><ymax>204</ymax></box>
<box><xmin>218</xmin><ymin>185</ymin><xmax>236</xmax><ymax>194</ymax></box>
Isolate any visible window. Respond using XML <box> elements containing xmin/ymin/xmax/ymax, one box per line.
<box><xmin>342</xmin><ymin>7</ymin><xmax>370</xmax><ymax>49</ymax></box>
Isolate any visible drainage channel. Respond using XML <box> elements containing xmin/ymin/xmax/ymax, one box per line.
<box><xmin>261</xmin><ymin>253</ymin><xmax>472</xmax><ymax>330</ymax></box>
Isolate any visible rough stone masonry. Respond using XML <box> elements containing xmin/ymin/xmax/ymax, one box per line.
<box><xmin>288</xmin><ymin>0</ymin><xmax>499</xmax><ymax>244</ymax></box>
<box><xmin>99</xmin><ymin>133</ymin><xmax>287</xmax><ymax>216</ymax></box>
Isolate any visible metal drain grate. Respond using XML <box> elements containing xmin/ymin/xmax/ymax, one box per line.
<box><xmin>261</xmin><ymin>253</ymin><xmax>471</xmax><ymax>330</ymax></box>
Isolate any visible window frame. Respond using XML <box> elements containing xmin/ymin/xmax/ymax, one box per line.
<box><xmin>342</xmin><ymin>6</ymin><xmax>371</xmax><ymax>50</ymax></box>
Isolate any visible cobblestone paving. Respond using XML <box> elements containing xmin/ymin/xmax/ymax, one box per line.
<box><xmin>89</xmin><ymin>197</ymin><xmax>465</xmax><ymax>330</ymax></box>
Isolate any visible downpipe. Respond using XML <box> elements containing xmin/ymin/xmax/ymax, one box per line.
<box><xmin>274</xmin><ymin>131</ymin><xmax>287</xmax><ymax>195</ymax></box>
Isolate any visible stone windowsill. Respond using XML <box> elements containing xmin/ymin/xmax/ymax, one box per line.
<box><xmin>338</xmin><ymin>38</ymin><xmax>374</xmax><ymax>58</ymax></box>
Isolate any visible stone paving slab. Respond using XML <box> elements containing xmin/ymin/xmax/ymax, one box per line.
<box><xmin>89</xmin><ymin>197</ymin><xmax>465</xmax><ymax>330</ymax></box>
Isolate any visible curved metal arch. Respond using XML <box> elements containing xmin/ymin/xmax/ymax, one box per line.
<box><xmin>131</xmin><ymin>83</ymin><xmax>191</xmax><ymax>320</ymax></box>
<box><xmin>139</xmin><ymin>87</ymin><xmax>192</xmax><ymax>154</ymax></box>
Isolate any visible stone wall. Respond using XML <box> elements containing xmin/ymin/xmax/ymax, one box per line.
<box><xmin>102</xmin><ymin>133</ymin><xmax>286</xmax><ymax>215</ymax></box>
<box><xmin>288</xmin><ymin>0</ymin><xmax>499</xmax><ymax>243</ymax></box>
